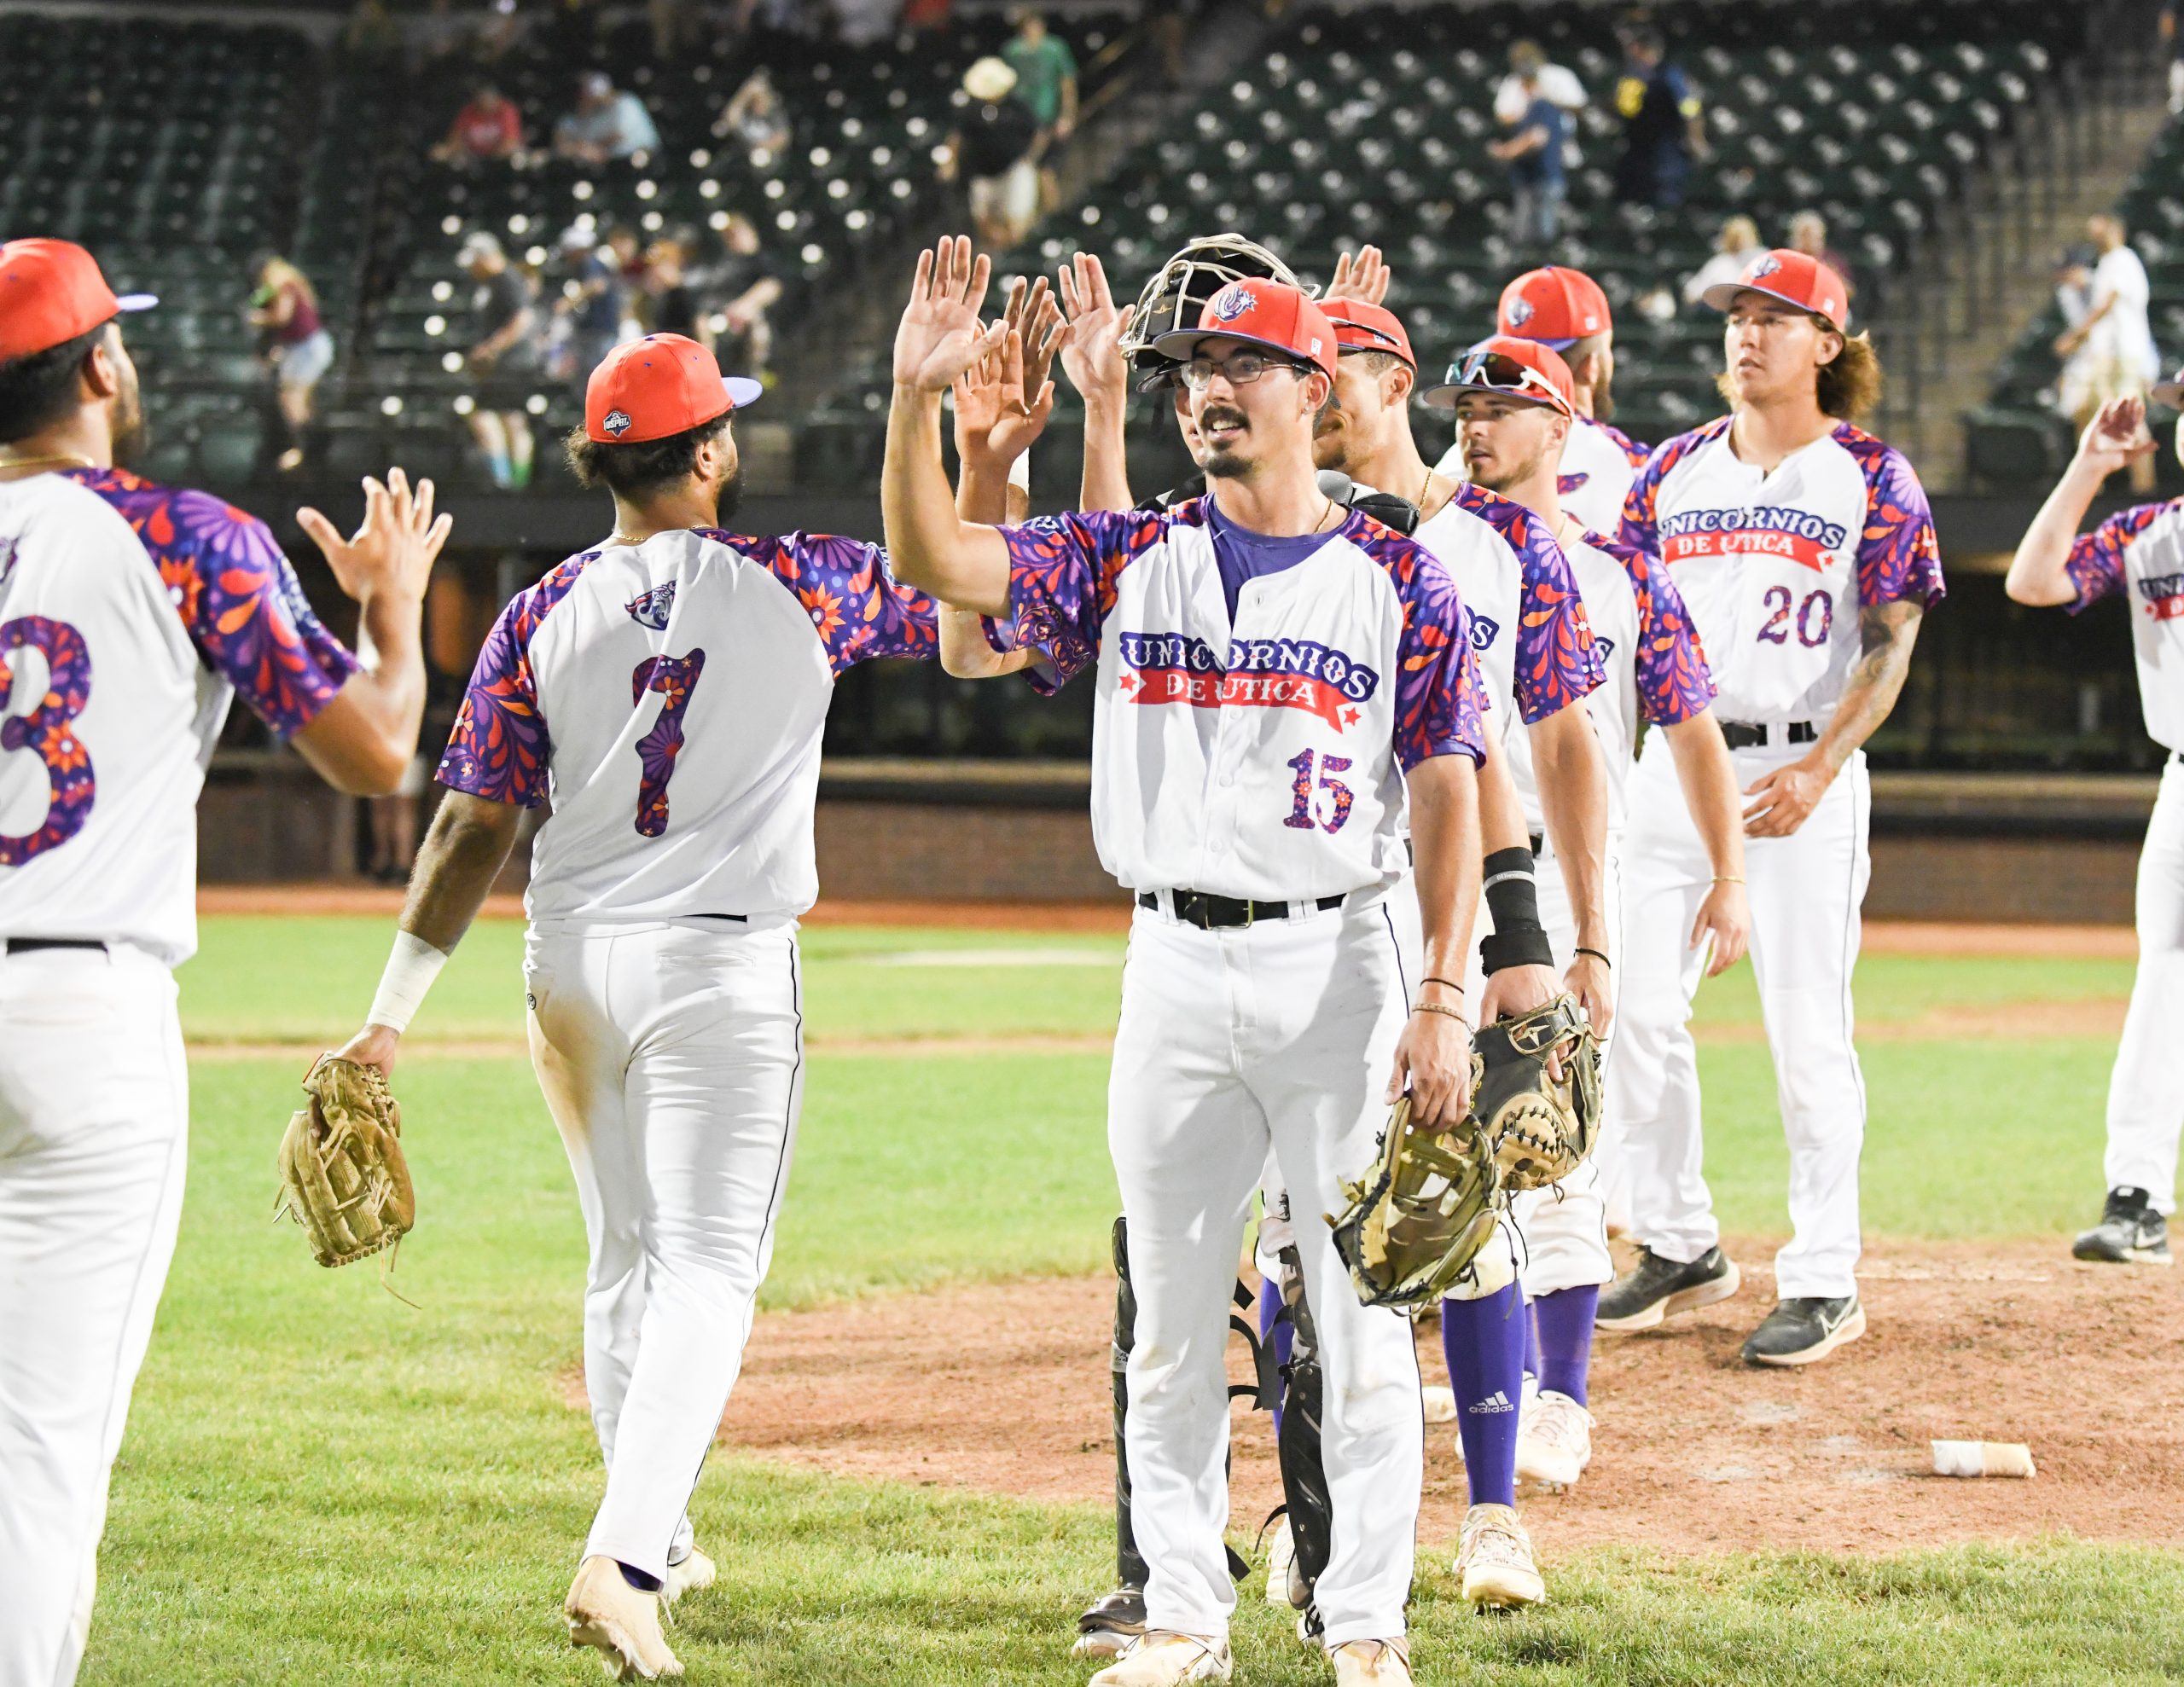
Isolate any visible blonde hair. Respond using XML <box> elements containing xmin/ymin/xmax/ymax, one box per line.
<box><xmin>260</xmin><ymin>257</ymin><xmax>317</xmax><ymax>312</ymax></box>
<box><xmin>1716</xmin><ymin>318</ymin><xmax>1881</xmax><ymax>422</ymax></box>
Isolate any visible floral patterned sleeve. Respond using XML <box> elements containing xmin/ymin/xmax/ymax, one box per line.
<box><xmin>717</xmin><ymin>530</ymin><xmax>939</xmax><ymax>673</ymax></box>
<box><xmin>992</xmin><ymin>506</ymin><xmax>1168</xmax><ymax>695</ymax></box>
<box><xmin>436</xmin><ymin>553</ymin><xmax>595</xmax><ymax>805</ymax></box>
<box><xmin>2065</xmin><ymin>505</ymin><xmax>2163</xmax><ymax>615</ymax></box>
<box><xmin>78</xmin><ymin>469</ymin><xmax>358</xmax><ymax>737</ymax></box>
<box><xmin>1839</xmin><ymin>429</ymin><xmax>1946</xmax><ymax>609</ymax></box>
<box><xmin>1349</xmin><ymin>519</ymin><xmax>1490</xmax><ymax>771</ymax></box>
<box><xmin>1605</xmin><ymin>537</ymin><xmax>1718</xmax><ymax>725</ymax></box>
<box><xmin>1473</xmin><ymin>488</ymin><xmax>1604</xmax><ymax>723</ymax></box>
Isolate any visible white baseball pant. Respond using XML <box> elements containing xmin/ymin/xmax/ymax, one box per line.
<box><xmin>1612</xmin><ymin>732</ymin><xmax>1871</xmax><ymax>1299</ymax></box>
<box><xmin>0</xmin><ymin>945</ymin><xmax>189</xmax><ymax>1687</ymax></box>
<box><xmin>2103</xmin><ymin>757</ymin><xmax>2184</xmax><ymax>1215</ymax></box>
<box><xmin>1111</xmin><ymin>893</ymin><xmax>1424</xmax><ymax>1649</ymax></box>
<box><xmin>524</xmin><ymin>918</ymin><xmax>804</xmax><ymax>1582</ymax></box>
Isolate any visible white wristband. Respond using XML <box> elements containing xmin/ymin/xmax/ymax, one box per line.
<box><xmin>1007</xmin><ymin>448</ymin><xmax>1031</xmax><ymax>493</ymax></box>
<box><xmin>366</xmin><ymin>930</ymin><xmax>451</xmax><ymax>1034</ymax></box>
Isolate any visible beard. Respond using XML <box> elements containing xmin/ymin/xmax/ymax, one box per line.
<box><xmin>1197</xmin><ymin>403</ymin><xmax>1252</xmax><ymax>479</ymax></box>
<box><xmin>110</xmin><ymin>375</ymin><xmax>148</xmax><ymax>469</ymax></box>
<box><xmin>1590</xmin><ymin>365</ymin><xmax>1615</xmax><ymax>422</ymax></box>
<box><xmin>1464</xmin><ymin>438</ymin><xmax>1553</xmax><ymax>494</ymax></box>
<box><xmin>712</xmin><ymin>458</ymin><xmax>746</xmax><ymax>525</ymax></box>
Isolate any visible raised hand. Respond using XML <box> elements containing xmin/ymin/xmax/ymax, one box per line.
<box><xmin>2074</xmin><ymin>395</ymin><xmax>2157</xmax><ymax>478</ymax></box>
<box><xmin>954</xmin><ymin>326</ymin><xmax>1057</xmax><ymax>473</ymax></box>
<box><xmin>297</xmin><ymin>467</ymin><xmax>450</xmax><ymax>606</ymax></box>
<box><xmin>1056</xmin><ymin>251</ymin><xmax>1130</xmax><ymax>409</ymax></box>
<box><xmin>1325</xmin><ymin>245</ymin><xmax>1392</xmax><ymax>304</ymax></box>
<box><xmin>895</xmin><ymin>235</ymin><xmax>1002</xmax><ymax>395</ymax></box>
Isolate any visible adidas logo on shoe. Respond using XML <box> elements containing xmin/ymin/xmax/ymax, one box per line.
<box><xmin>1467</xmin><ymin>1389</ymin><xmax>1516</xmax><ymax>1415</ymax></box>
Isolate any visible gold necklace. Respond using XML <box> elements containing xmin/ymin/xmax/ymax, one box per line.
<box><xmin>0</xmin><ymin>451</ymin><xmax>96</xmax><ymax>473</ymax></box>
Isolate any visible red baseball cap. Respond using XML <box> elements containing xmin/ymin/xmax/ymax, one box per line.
<box><xmin>1421</xmin><ymin>334</ymin><xmax>1577</xmax><ymax>419</ymax></box>
<box><xmin>1149</xmin><ymin>277</ymin><xmax>1337</xmax><ymax>382</ymax></box>
<box><xmin>1496</xmin><ymin>266</ymin><xmax>1612</xmax><ymax>350</ymax></box>
<box><xmin>0</xmin><ymin>239</ymin><xmax>156</xmax><ymax>362</ymax></box>
<box><xmin>584</xmin><ymin>333</ymin><xmax>763</xmax><ymax>443</ymax></box>
<box><xmin>1701</xmin><ymin>248</ymin><xmax>1849</xmax><ymax>333</ymax></box>
<box><xmin>1320</xmin><ymin>298</ymin><xmax>1415</xmax><ymax>368</ymax></box>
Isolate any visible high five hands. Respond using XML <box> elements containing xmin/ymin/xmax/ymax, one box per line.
<box><xmin>895</xmin><ymin>236</ymin><xmax>1007</xmax><ymax>395</ymax></box>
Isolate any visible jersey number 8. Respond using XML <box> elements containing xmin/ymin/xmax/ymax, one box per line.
<box><xmin>0</xmin><ymin>616</ymin><xmax>96</xmax><ymax>865</ymax></box>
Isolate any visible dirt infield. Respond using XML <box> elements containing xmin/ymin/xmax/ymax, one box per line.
<box><xmin>648</xmin><ymin>1238</ymin><xmax>2182</xmax><ymax>1560</ymax></box>
<box><xmin>197</xmin><ymin>887</ymin><xmax>2140</xmax><ymax>958</ymax></box>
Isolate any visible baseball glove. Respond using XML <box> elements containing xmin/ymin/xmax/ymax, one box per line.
<box><xmin>1326</xmin><ymin>1094</ymin><xmax>1504</xmax><ymax>1310</ymax></box>
<box><xmin>275</xmin><ymin>1054</ymin><xmax>415</xmax><ymax>1270</ymax></box>
<box><xmin>1472</xmin><ymin>994</ymin><xmax>1602</xmax><ymax>1192</ymax></box>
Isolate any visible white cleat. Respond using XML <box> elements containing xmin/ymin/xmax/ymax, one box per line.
<box><xmin>1264</xmin><ymin>1517</ymin><xmax>1298</xmax><ymax>1606</ymax></box>
<box><xmin>564</xmin><ymin>1554</ymin><xmax>683</xmax><ymax>1679</ymax></box>
<box><xmin>1089</xmin><ymin>1630</ymin><xmax>1234</xmax><ymax>1685</ymax></box>
<box><xmin>662</xmin><ymin>1547</ymin><xmax>716</xmax><ymax>1606</ymax></box>
<box><xmin>1329</xmin><ymin>1638</ymin><xmax>1413</xmax><ymax>1686</ymax></box>
<box><xmin>1455</xmin><ymin>1504</ymin><xmax>1545</xmax><ymax>1610</ymax></box>
<box><xmin>1420</xmin><ymin>1383</ymin><xmax>1457</xmax><ymax>1423</ymax></box>
<box><xmin>1515</xmin><ymin>1390</ymin><xmax>1594</xmax><ymax>1493</ymax></box>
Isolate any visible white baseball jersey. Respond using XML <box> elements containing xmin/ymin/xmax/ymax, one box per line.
<box><xmin>2063</xmin><ymin>498</ymin><xmax>2184</xmax><ymax>751</ymax></box>
<box><xmin>0</xmin><ymin>467</ymin><xmax>357</xmax><ymax>966</ymax></box>
<box><xmin>1413</xmin><ymin>484</ymin><xmax>1603</xmax><ymax>835</ymax></box>
<box><xmin>1621</xmin><ymin>417</ymin><xmax>1943</xmax><ymax>727</ymax></box>
<box><xmin>438</xmin><ymin>528</ymin><xmax>936</xmax><ymax>929</ymax></box>
<box><xmin>1438</xmin><ymin>414</ymin><xmax>1647</xmax><ymax>540</ymax></box>
<box><xmin>990</xmin><ymin>499</ymin><xmax>1488</xmax><ymax>900</ymax></box>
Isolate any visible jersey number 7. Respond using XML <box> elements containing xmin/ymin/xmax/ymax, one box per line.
<box><xmin>630</xmin><ymin>649</ymin><xmax>706</xmax><ymax>838</ymax></box>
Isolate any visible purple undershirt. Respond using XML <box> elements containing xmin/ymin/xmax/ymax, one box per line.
<box><xmin>1204</xmin><ymin>491</ymin><xmax>1334</xmax><ymax>623</ymax></box>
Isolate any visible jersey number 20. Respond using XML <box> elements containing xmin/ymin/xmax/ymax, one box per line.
<box><xmin>630</xmin><ymin>649</ymin><xmax>706</xmax><ymax>838</ymax></box>
<box><xmin>0</xmin><ymin>616</ymin><xmax>96</xmax><ymax>865</ymax></box>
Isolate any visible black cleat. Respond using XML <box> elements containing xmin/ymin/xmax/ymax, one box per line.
<box><xmin>1594</xmin><ymin>1245</ymin><xmax>1740</xmax><ymax>1332</ymax></box>
<box><xmin>2073</xmin><ymin>1187</ymin><xmax>2173</xmax><ymax>1267</ymax></box>
<box><xmin>1072</xmin><ymin>1586</ymin><xmax>1146</xmax><ymax>1660</ymax></box>
<box><xmin>1740</xmin><ymin>1295</ymin><xmax>1866</xmax><ymax>1366</ymax></box>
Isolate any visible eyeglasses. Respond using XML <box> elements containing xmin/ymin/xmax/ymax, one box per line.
<box><xmin>1449</xmin><ymin>347</ymin><xmax>1566</xmax><ymax>409</ymax></box>
<box><xmin>1178</xmin><ymin>349</ymin><xmax>1313</xmax><ymax>391</ymax></box>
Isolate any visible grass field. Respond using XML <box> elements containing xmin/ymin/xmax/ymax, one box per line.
<box><xmin>75</xmin><ymin>915</ymin><xmax>2184</xmax><ymax>1684</ymax></box>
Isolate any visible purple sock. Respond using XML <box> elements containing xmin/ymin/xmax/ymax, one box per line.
<box><xmin>1259</xmin><ymin>1278</ymin><xmax>1292</xmax><ymax>1433</ymax></box>
<box><xmin>1441</xmin><ymin>1282</ymin><xmax>1525</xmax><ymax>1507</ymax></box>
<box><xmin>1523</xmin><ymin>1296</ymin><xmax>1542</xmax><ymax>1386</ymax></box>
<box><xmin>1533</xmin><ymin>1285</ymin><xmax>1600</xmax><ymax>1406</ymax></box>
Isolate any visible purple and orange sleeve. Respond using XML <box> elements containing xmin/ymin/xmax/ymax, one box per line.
<box><xmin>2065</xmin><ymin>503</ymin><xmax>2166</xmax><ymax>614</ymax></box>
<box><xmin>437</xmin><ymin>552</ymin><xmax>594</xmax><ymax>805</ymax></box>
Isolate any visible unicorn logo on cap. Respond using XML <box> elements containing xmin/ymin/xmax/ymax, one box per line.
<box><xmin>1209</xmin><ymin>282</ymin><xmax>1255</xmax><ymax>322</ymax></box>
<box><xmin>603</xmin><ymin>409</ymin><xmax>633</xmax><ymax>437</ymax></box>
<box><xmin>1505</xmin><ymin>295</ymin><xmax>1535</xmax><ymax>328</ymax></box>
<box><xmin>1750</xmin><ymin>254</ymin><xmax>1782</xmax><ymax>280</ymax></box>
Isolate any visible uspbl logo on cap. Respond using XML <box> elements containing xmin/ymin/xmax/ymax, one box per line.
<box><xmin>583</xmin><ymin>334</ymin><xmax>763</xmax><ymax>443</ymax></box>
<box><xmin>1700</xmin><ymin>248</ymin><xmax>1849</xmax><ymax>333</ymax></box>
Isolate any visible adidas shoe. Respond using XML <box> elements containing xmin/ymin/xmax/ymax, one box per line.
<box><xmin>2073</xmin><ymin>1187</ymin><xmax>2173</xmax><ymax>1267</ymax></box>
<box><xmin>1594</xmin><ymin>1245</ymin><xmax>1740</xmax><ymax>1332</ymax></box>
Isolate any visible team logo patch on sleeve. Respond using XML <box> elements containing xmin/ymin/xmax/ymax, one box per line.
<box><xmin>1113</xmin><ymin>630</ymin><xmax>1377</xmax><ymax>729</ymax></box>
<box><xmin>602</xmin><ymin>409</ymin><xmax>634</xmax><ymax>438</ymax></box>
<box><xmin>1468</xmin><ymin>614</ymin><xmax>1501</xmax><ymax>651</ymax></box>
<box><xmin>624</xmin><ymin>582</ymin><xmax>677</xmax><ymax>629</ymax></box>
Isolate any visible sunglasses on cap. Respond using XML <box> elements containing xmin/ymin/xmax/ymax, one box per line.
<box><xmin>1336</xmin><ymin>319</ymin><xmax>1409</xmax><ymax>357</ymax></box>
<box><xmin>1449</xmin><ymin>346</ymin><xmax>1567</xmax><ymax>410</ymax></box>
<box><xmin>1178</xmin><ymin>348</ymin><xmax>1317</xmax><ymax>391</ymax></box>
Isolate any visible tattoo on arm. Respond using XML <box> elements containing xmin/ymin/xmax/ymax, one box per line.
<box><xmin>1820</xmin><ymin>600</ymin><xmax>1923</xmax><ymax>769</ymax></box>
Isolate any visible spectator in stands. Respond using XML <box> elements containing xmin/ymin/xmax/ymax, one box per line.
<box><xmin>554</xmin><ymin>70</ymin><xmax>661</xmax><ymax>165</ymax></box>
<box><xmin>1612</xmin><ymin>23</ymin><xmax>1707</xmax><ymax>210</ymax></box>
<box><xmin>342</xmin><ymin>0</ymin><xmax>400</xmax><ymax>61</ymax></box>
<box><xmin>433</xmin><ymin>82</ymin><xmax>526</xmax><ymax>169</ymax></box>
<box><xmin>1490</xmin><ymin>60</ymin><xmax>1568</xmax><ymax>246</ymax></box>
<box><xmin>712</xmin><ymin>67</ymin><xmax>792</xmax><ymax>156</ymax></box>
<box><xmin>2057</xmin><ymin>213</ymin><xmax>2162</xmax><ymax>494</ymax></box>
<box><xmin>458</xmin><ymin>231</ymin><xmax>539</xmax><ymax>490</ymax></box>
<box><xmin>1682</xmin><ymin>214</ymin><xmax>1762</xmax><ymax>308</ymax></box>
<box><xmin>605</xmin><ymin>225</ymin><xmax>647</xmax><ymax>291</ymax></box>
<box><xmin>1494</xmin><ymin>40</ymin><xmax>1585</xmax><ymax>171</ymax></box>
<box><xmin>2053</xmin><ymin>244</ymin><xmax>2100</xmax><ymax>421</ymax></box>
<box><xmin>695</xmin><ymin>214</ymin><xmax>784</xmax><ymax>381</ymax></box>
<box><xmin>247</xmin><ymin>255</ymin><xmax>334</xmax><ymax>475</ymax></box>
<box><xmin>944</xmin><ymin>59</ymin><xmax>1040</xmax><ymax>250</ymax></box>
<box><xmin>1788</xmin><ymin>211</ymin><xmax>1856</xmax><ymax>311</ymax></box>
<box><xmin>555</xmin><ymin>225</ymin><xmax>626</xmax><ymax>394</ymax></box>
<box><xmin>1003</xmin><ymin>9</ymin><xmax>1078</xmax><ymax>212</ymax></box>
<box><xmin>645</xmin><ymin>235</ymin><xmax>703</xmax><ymax>339</ymax></box>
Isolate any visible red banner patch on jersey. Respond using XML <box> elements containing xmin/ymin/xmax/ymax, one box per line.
<box><xmin>1663</xmin><ymin>528</ymin><xmax>1834</xmax><ymax>571</ymax></box>
<box><xmin>1117</xmin><ymin>666</ymin><xmax>1362</xmax><ymax>730</ymax></box>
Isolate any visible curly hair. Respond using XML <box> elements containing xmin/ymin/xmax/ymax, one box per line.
<box><xmin>564</xmin><ymin>411</ymin><xmax>730</xmax><ymax>496</ymax></box>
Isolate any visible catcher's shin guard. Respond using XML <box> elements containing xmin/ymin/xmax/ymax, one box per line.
<box><xmin>1273</xmin><ymin>1245</ymin><xmax>1333</xmax><ymax>1632</ymax></box>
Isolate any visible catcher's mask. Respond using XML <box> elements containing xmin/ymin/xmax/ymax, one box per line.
<box><xmin>1120</xmin><ymin>233</ymin><xmax>1310</xmax><ymax>391</ymax></box>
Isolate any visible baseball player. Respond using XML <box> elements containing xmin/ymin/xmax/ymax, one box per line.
<box><xmin>1426</xmin><ymin>333</ymin><xmax>1748</xmax><ymax>1487</ymax></box>
<box><xmin>888</xmin><ymin>238</ymin><xmax>1490</xmax><ymax>1687</ymax></box>
<box><xmin>0</xmin><ymin>237</ymin><xmax>449</xmax><ymax>1687</ymax></box>
<box><xmin>1303</xmin><ymin>283</ymin><xmax>1606</xmax><ymax>1606</ymax></box>
<box><xmin>327</xmin><ymin>333</ymin><xmax>938</xmax><ymax>1681</ymax></box>
<box><xmin>2003</xmin><ymin>386</ymin><xmax>2184</xmax><ymax>1266</ymax></box>
<box><xmin>1604</xmin><ymin>249</ymin><xmax>1943</xmax><ymax>1365</ymax></box>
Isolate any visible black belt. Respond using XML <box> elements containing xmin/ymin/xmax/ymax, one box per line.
<box><xmin>1140</xmin><ymin>890</ymin><xmax>1346</xmax><ymax>930</ymax></box>
<box><xmin>6</xmin><ymin>937</ymin><xmax>107</xmax><ymax>955</ymax></box>
<box><xmin>1720</xmin><ymin>720</ymin><xmax>1816</xmax><ymax>751</ymax></box>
